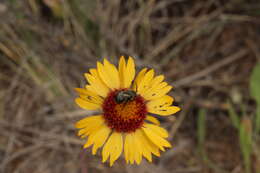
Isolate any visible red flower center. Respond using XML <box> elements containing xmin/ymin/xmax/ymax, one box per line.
<box><xmin>102</xmin><ymin>89</ymin><xmax>147</xmax><ymax>133</ymax></box>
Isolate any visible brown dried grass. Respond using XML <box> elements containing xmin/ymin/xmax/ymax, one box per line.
<box><xmin>0</xmin><ymin>0</ymin><xmax>260</xmax><ymax>172</ymax></box>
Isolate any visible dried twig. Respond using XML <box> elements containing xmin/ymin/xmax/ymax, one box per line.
<box><xmin>173</xmin><ymin>49</ymin><xmax>249</xmax><ymax>88</ymax></box>
<box><xmin>0</xmin><ymin>120</ymin><xmax>83</xmax><ymax>146</ymax></box>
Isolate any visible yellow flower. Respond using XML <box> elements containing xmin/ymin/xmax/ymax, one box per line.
<box><xmin>75</xmin><ymin>56</ymin><xmax>180</xmax><ymax>166</ymax></box>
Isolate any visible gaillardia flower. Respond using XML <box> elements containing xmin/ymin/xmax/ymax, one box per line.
<box><xmin>75</xmin><ymin>56</ymin><xmax>180</xmax><ymax>166</ymax></box>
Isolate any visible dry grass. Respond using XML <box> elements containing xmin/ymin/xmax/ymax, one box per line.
<box><xmin>0</xmin><ymin>0</ymin><xmax>260</xmax><ymax>173</ymax></box>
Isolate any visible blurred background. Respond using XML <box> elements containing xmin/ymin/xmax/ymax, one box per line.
<box><xmin>1</xmin><ymin>0</ymin><xmax>260</xmax><ymax>173</ymax></box>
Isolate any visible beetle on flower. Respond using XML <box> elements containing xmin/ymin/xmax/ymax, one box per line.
<box><xmin>75</xmin><ymin>56</ymin><xmax>180</xmax><ymax>166</ymax></box>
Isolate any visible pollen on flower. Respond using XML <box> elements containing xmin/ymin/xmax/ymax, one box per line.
<box><xmin>102</xmin><ymin>89</ymin><xmax>147</xmax><ymax>132</ymax></box>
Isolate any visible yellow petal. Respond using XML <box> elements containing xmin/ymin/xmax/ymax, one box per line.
<box><xmin>137</xmin><ymin>69</ymin><xmax>154</xmax><ymax>94</ymax></box>
<box><xmin>77</xmin><ymin>116</ymin><xmax>104</xmax><ymax>138</ymax></box>
<box><xmin>119</xmin><ymin>56</ymin><xmax>126</xmax><ymax>88</ymax></box>
<box><xmin>92</xmin><ymin>125</ymin><xmax>111</xmax><ymax>155</ymax></box>
<box><xmin>124</xmin><ymin>134</ymin><xmax>130</xmax><ymax>164</ymax></box>
<box><xmin>145</xmin><ymin>115</ymin><xmax>160</xmax><ymax>125</ymax></box>
<box><xmin>147</xmin><ymin>95</ymin><xmax>174</xmax><ymax>110</ymax></box>
<box><xmin>84</xmin><ymin>69</ymin><xmax>110</xmax><ymax>97</ymax></box>
<box><xmin>124</xmin><ymin>57</ymin><xmax>135</xmax><ymax>88</ymax></box>
<box><xmin>83</xmin><ymin>136</ymin><xmax>95</xmax><ymax>148</ymax></box>
<box><xmin>139</xmin><ymin>129</ymin><xmax>161</xmax><ymax>157</ymax></box>
<box><xmin>142</xmin><ymin>75</ymin><xmax>165</xmax><ymax>95</ymax></box>
<box><xmin>75</xmin><ymin>98</ymin><xmax>101</xmax><ymax>110</ymax></box>
<box><xmin>118</xmin><ymin>56</ymin><xmax>136</xmax><ymax>88</ymax></box>
<box><xmin>97</xmin><ymin>59</ymin><xmax>120</xmax><ymax>90</ymax></box>
<box><xmin>82</xmin><ymin>124</ymin><xmax>107</xmax><ymax>149</ymax></box>
<box><xmin>142</xmin><ymin>126</ymin><xmax>171</xmax><ymax>150</ymax></box>
<box><xmin>102</xmin><ymin>132</ymin><xmax>123</xmax><ymax>166</ymax></box>
<box><xmin>149</xmin><ymin>75</ymin><xmax>164</xmax><ymax>87</ymax></box>
<box><xmin>132</xmin><ymin>132</ymin><xmax>142</xmax><ymax>164</ymax></box>
<box><xmin>142</xmin><ymin>81</ymin><xmax>167</xmax><ymax>96</ymax></box>
<box><xmin>144</xmin><ymin>124</ymin><xmax>168</xmax><ymax>138</ymax></box>
<box><xmin>78</xmin><ymin>123</ymin><xmax>101</xmax><ymax>137</ymax></box>
<box><xmin>75</xmin><ymin>88</ymin><xmax>103</xmax><ymax>105</ymax></box>
<box><xmin>109</xmin><ymin>133</ymin><xmax>123</xmax><ymax>166</ymax></box>
<box><xmin>141</xmin><ymin>144</ymin><xmax>152</xmax><ymax>162</ymax></box>
<box><xmin>85</xmin><ymin>84</ymin><xmax>97</xmax><ymax>94</ymax></box>
<box><xmin>75</xmin><ymin>115</ymin><xmax>103</xmax><ymax>129</ymax></box>
<box><xmin>142</xmin><ymin>83</ymin><xmax>172</xmax><ymax>100</ymax></box>
<box><xmin>149</xmin><ymin>106</ymin><xmax>181</xmax><ymax>116</ymax></box>
<box><xmin>124</xmin><ymin>133</ymin><xmax>135</xmax><ymax>164</ymax></box>
<box><xmin>135</xmin><ymin>129</ymin><xmax>152</xmax><ymax>162</ymax></box>
<box><xmin>133</xmin><ymin>68</ymin><xmax>147</xmax><ymax>91</ymax></box>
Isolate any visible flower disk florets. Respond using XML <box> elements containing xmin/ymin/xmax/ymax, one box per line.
<box><xmin>103</xmin><ymin>89</ymin><xmax>147</xmax><ymax>133</ymax></box>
